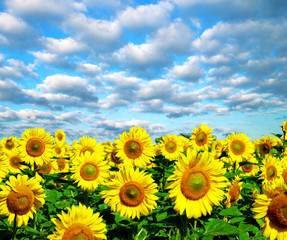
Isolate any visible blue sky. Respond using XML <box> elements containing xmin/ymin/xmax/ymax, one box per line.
<box><xmin>0</xmin><ymin>0</ymin><xmax>286</xmax><ymax>144</ymax></box>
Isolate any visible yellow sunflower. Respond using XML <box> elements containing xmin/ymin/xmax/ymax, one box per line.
<box><xmin>257</xmin><ymin>136</ymin><xmax>280</xmax><ymax>157</ymax></box>
<box><xmin>166</xmin><ymin>149</ymin><xmax>227</xmax><ymax>219</ymax></box>
<box><xmin>17</xmin><ymin>128</ymin><xmax>54</xmax><ymax>167</ymax></box>
<box><xmin>260</xmin><ymin>156</ymin><xmax>284</xmax><ymax>195</ymax></box>
<box><xmin>54</xmin><ymin>129</ymin><xmax>66</xmax><ymax>144</ymax></box>
<box><xmin>53</xmin><ymin>142</ymin><xmax>65</xmax><ymax>158</ymax></box>
<box><xmin>0</xmin><ymin>174</ymin><xmax>45</xmax><ymax>227</ymax></box>
<box><xmin>0</xmin><ymin>136</ymin><xmax>18</xmax><ymax>155</ymax></box>
<box><xmin>225</xmin><ymin>132</ymin><xmax>254</xmax><ymax>163</ymax></box>
<box><xmin>71</xmin><ymin>151</ymin><xmax>110</xmax><ymax>192</ymax></box>
<box><xmin>158</xmin><ymin>134</ymin><xmax>184</xmax><ymax>161</ymax></box>
<box><xmin>189</xmin><ymin>124</ymin><xmax>213</xmax><ymax>151</ymax></box>
<box><xmin>35</xmin><ymin>158</ymin><xmax>59</xmax><ymax>182</ymax></box>
<box><xmin>224</xmin><ymin>176</ymin><xmax>243</xmax><ymax>208</ymax></box>
<box><xmin>103</xmin><ymin>141</ymin><xmax>123</xmax><ymax>167</ymax></box>
<box><xmin>239</xmin><ymin>156</ymin><xmax>259</xmax><ymax>176</ymax></box>
<box><xmin>1</xmin><ymin>148</ymin><xmax>28</xmax><ymax>174</ymax></box>
<box><xmin>280</xmin><ymin>157</ymin><xmax>287</xmax><ymax>186</ymax></box>
<box><xmin>101</xmin><ymin>166</ymin><xmax>158</xmax><ymax>219</ymax></box>
<box><xmin>114</xmin><ymin>126</ymin><xmax>155</xmax><ymax>168</ymax></box>
<box><xmin>70</xmin><ymin>136</ymin><xmax>104</xmax><ymax>165</ymax></box>
<box><xmin>252</xmin><ymin>192</ymin><xmax>287</xmax><ymax>240</ymax></box>
<box><xmin>55</xmin><ymin>158</ymin><xmax>70</xmax><ymax>173</ymax></box>
<box><xmin>283</xmin><ymin>120</ymin><xmax>287</xmax><ymax>133</ymax></box>
<box><xmin>48</xmin><ymin>203</ymin><xmax>107</xmax><ymax>240</ymax></box>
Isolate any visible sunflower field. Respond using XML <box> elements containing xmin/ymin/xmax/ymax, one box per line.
<box><xmin>0</xmin><ymin>122</ymin><xmax>287</xmax><ymax>240</ymax></box>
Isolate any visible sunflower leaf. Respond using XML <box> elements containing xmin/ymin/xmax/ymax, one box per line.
<box><xmin>219</xmin><ymin>206</ymin><xmax>242</xmax><ymax>217</ymax></box>
<box><xmin>204</xmin><ymin>219</ymin><xmax>239</xmax><ymax>237</ymax></box>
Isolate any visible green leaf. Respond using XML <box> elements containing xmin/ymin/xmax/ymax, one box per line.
<box><xmin>45</xmin><ymin>189</ymin><xmax>63</xmax><ymax>202</ymax></box>
<box><xmin>136</xmin><ymin>228</ymin><xmax>148</xmax><ymax>240</ymax></box>
<box><xmin>204</xmin><ymin>219</ymin><xmax>239</xmax><ymax>237</ymax></box>
<box><xmin>271</xmin><ymin>133</ymin><xmax>282</xmax><ymax>138</ymax></box>
<box><xmin>219</xmin><ymin>206</ymin><xmax>242</xmax><ymax>217</ymax></box>
<box><xmin>269</xmin><ymin>149</ymin><xmax>278</xmax><ymax>155</ymax></box>
<box><xmin>156</xmin><ymin>211</ymin><xmax>167</xmax><ymax>222</ymax></box>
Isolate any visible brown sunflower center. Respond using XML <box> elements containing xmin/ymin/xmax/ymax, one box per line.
<box><xmin>57</xmin><ymin>133</ymin><xmax>63</xmax><ymax>141</ymax></box>
<box><xmin>62</xmin><ymin>223</ymin><xmax>94</xmax><ymax>240</ymax></box>
<box><xmin>111</xmin><ymin>151</ymin><xmax>121</xmax><ymax>164</ymax></box>
<box><xmin>5</xmin><ymin>140</ymin><xmax>14</xmax><ymax>150</ymax></box>
<box><xmin>261</xmin><ymin>143</ymin><xmax>272</xmax><ymax>154</ymax></box>
<box><xmin>230</xmin><ymin>140</ymin><xmax>245</xmax><ymax>155</ymax></box>
<box><xmin>195</xmin><ymin>132</ymin><xmax>207</xmax><ymax>146</ymax></box>
<box><xmin>267</xmin><ymin>193</ymin><xmax>287</xmax><ymax>228</ymax></box>
<box><xmin>181</xmin><ymin>167</ymin><xmax>210</xmax><ymax>200</ymax></box>
<box><xmin>80</xmin><ymin>146</ymin><xmax>95</xmax><ymax>156</ymax></box>
<box><xmin>6</xmin><ymin>186</ymin><xmax>34</xmax><ymax>215</ymax></box>
<box><xmin>80</xmin><ymin>162</ymin><xmax>99</xmax><ymax>181</ymax></box>
<box><xmin>37</xmin><ymin>162</ymin><xmax>52</xmax><ymax>174</ymax></box>
<box><xmin>241</xmin><ymin>163</ymin><xmax>253</xmax><ymax>173</ymax></box>
<box><xmin>57</xmin><ymin>158</ymin><xmax>66</xmax><ymax>171</ymax></box>
<box><xmin>119</xmin><ymin>181</ymin><xmax>145</xmax><ymax>207</ymax></box>
<box><xmin>26</xmin><ymin>138</ymin><xmax>45</xmax><ymax>157</ymax></box>
<box><xmin>165</xmin><ymin>141</ymin><xmax>177</xmax><ymax>153</ymax></box>
<box><xmin>10</xmin><ymin>156</ymin><xmax>22</xmax><ymax>169</ymax></box>
<box><xmin>229</xmin><ymin>182</ymin><xmax>241</xmax><ymax>204</ymax></box>
<box><xmin>124</xmin><ymin>140</ymin><xmax>143</xmax><ymax>159</ymax></box>
<box><xmin>266</xmin><ymin>165</ymin><xmax>277</xmax><ymax>181</ymax></box>
<box><xmin>283</xmin><ymin>169</ymin><xmax>287</xmax><ymax>184</ymax></box>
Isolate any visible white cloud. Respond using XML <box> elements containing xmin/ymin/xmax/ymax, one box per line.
<box><xmin>44</xmin><ymin>37</ymin><xmax>86</xmax><ymax>55</ymax></box>
<box><xmin>118</xmin><ymin>1</ymin><xmax>174</xmax><ymax>30</ymax></box>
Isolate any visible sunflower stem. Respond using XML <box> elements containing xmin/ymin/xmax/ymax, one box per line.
<box><xmin>179</xmin><ymin>214</ymin><xmax>188</xmax><ymax>239</ymax></box>
<box><xmin>84</xmin><ymin>190</ymin><xmax>89</xmax><ymax>206</ymax></box>
<box><xmin>12</xmin><ymin>214</ymin><xmax>17</xmax><ymax>240</ymax></box>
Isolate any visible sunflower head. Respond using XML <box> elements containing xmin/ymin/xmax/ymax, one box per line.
<box><xmin>225</xmin><ymin>176</ymin><xmax>243</xmax><ymax>208</ymax></box>
<box><xmin>1</xmin><ymin>136</ymin><xmax>18</xmax><ymax>154</ymax></box>
<box><xmin>55</xmin><ymin>129</ymin><xmax>66</xmax><ymax>144</ymax></box>
<box><xmin>158</xmin><ymin>134</ymin><xmax>184</xmax><ymax>161</ymax></box>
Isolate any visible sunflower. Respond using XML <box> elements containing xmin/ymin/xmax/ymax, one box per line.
<box><xmin>48</xmin><ymin>203</ymin><xmax>107</xmax><ymax>240</ymax></box>
<box><xmin>0</xmin><ymin>174</ymin><xmax>45</xmax><ymax>227</ymax></box>
<box><xmin>256</xmin><ymin>136</ymin><xmax>280</xmax><ymax>157</ymax></box>
<box><xmin>224</xmin><ymin>176</ymin><xmax>243</xmax><ymax>208</ymax></box>
<box><xmin>158</xmin><ymin>134</ymin><xmax>184</xmax><ymax>161</ymax></box>
<box><xmin>166</xmin><ymin>149</ymin><xmax>227</xmax><ymax>219</ymax></box>
<box><xmin>189</xmin><ymin>124</ymin><xmax>213</xmax><ymax>151</ymax></box>
<box><xmin>17</xmin><ymin>128</ymin><xmax>54</xmax><ymax>167</ymax></box>
<box><xmin>53</xmin><ymin>142</ymin><xmax>65</xmax><ymax>158</ymax></box>
<box><xmin>252</xmin><ymin>191</ymin><xmax>287</xmax><ymax>240</ymax></box>
<box><xmin>71</xmin><ymin>151</ymin><xmax>110</xmax><ymax>192</ymax></box>
<box><xmin>225</xmin><ymin>132</ymin><xmax>254</xmax><ymax>163</ymax></box>
<box><xmin>70</xmin><ymin>136</ymin><xmax>104</xmax><ymax>165</ymax></box>
<box><xmin>55</xmin><ymin>129</ymin><xmax>66</xmax><ymax>144</ymax></box>
<box><xmin>103</xmin><ymin>141</ymin><xmax>123</xmax><ymax>167</ymax></box>
<box><xmin>101</xmin><ymin>166</ymin><xmax>158</xmax><ymax>219</ymax></box>
<box><xmin>55</xmin><ymin>158</ymin><xmax>70</xmax><ymax>173</ymax></box>
<box><xmin>0</xmin><ymin>136</ymin><xmax>18</xmax><ymax>155</ymax></box>
<box><xmin>114</xmin><ymin>126</ymin><xmax>155</xmax><ymax>168</ymax></box>
<box><xmin>239</xmin><ymin>156</ymin><xmax>259</xmax><ymax>176</ymax></box>
<box><xmin>283</xmin><ymin>120</ymin><xmax>287</xmax><ymax>133</ymax></box>
<box><xmin>1</xmin><ymin>148</ymin><xmax>27</xmax><ymax>174</ymax></box>
<box><xmin>260</xmin><ymin>156</ymin><xmax>284</xmax><ymax>195</ymax></box>
<box><xmin>35</xmin><ymin>158</ymin><xmax>59</xmax><ymax>182</ymax></box>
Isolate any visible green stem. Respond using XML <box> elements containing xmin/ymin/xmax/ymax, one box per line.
<box><xmin>12</xmin><ymin>214</ymin><xmax>17</xmax><ymax>240</ymax></box>
<box><xmin>179</xmin><ymin>214</ymin><xmax>188</xmax><ymax>239</ymax></box>
<box><xmin>85</xmin><ymin>190</ymin><xmax>89</xmax><ymax>206</ymax></box>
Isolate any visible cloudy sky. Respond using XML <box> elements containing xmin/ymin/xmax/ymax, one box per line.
<box><xmin>0</xmin><ymin>0</ymin><xmax>286</xmax><ymax>144</ymax></box>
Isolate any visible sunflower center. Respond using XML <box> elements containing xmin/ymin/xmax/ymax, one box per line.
<box><xmin>37</xmin><ymin>162</ymin><xmax>52</xmax><ymax>174</ymax></box>
<box><xmin>267</xmin><ymin>193</ymin><xmax>287</xmax><ymax>228</ymax></box>
<box><xmin>57</xmin><ymin>134</ymin><xmax>63</xmax><ymax>141</ymax></box>
<box><xmin>165</xmin><ymin>141</ymin><xmax>177</xmax><ymax>153</ymax></box>
<box><xmin>262</xmin><ymin>143</ymin><xmax>271</xmax><ymax>154</ymax></box>
<box><xmin>57</xmin><ymin>158</ymin><xmax>66</xmax><ymax>171</ymax></box>
<box><xmin>62</xmin><ymin>223</ymin><xmax>94</xmax><ymax>240</ymax></box>
<box><xmin>124</xmin><ymin>140</ymin><xmax>143</xmax><ymax>159</ymax></box>
<box><xmin>229</xmin><ymin>183</ymin><xmax>241</xmax><ymax>204</ymax></box>
<box><xmin>6</xmin><ymin>186</ymin><xmax>34</xmax><ymax>215</ymax></box>
<box><xmin>195</xmin><ymin>132</ymin><xmax>207</xmax><ymax>146</ymax></box>
<box><xmin>119</xmin><ymin>181</ymin><xmax>145</xmax><ymax>207</ymax></box>
<box><xmin>283</xmin><ymin>169</ymin><xmax>287</xmax><ymax>184</ymax></box>
<box><xmin>55</xmin><ymin>147</ymin><xmax>62</xmax><ymax>154</ymax></box>
<box><xmin>80</xmin><ymin>146</ymin><xmax>94</xmax><ymax>156</ymax></box>
<box><xmin>80</xmin><ymin>162</ymin><xmax>99</xmax><ymax>181</ymax></box>
<box><xmin>5</xmin><ymin>140</ymin><xmax>14</xmax><ymax>150</ymax></box>
<box><xmin>230</xmin><ymin>140</ymin><xmax>245</xmax><ymax>155</ymax></box>
<box><xmin>10</xmin><ymin>156</ymin><xmax>22</xmax><ymax>169</ymax></box>
<box><xmin>266</xmin><ymin>165</ymin><xmax>277</xmax><ymax>180</ymax></box>
<box><xmin>241</xmin><ymin>163</ymin><xmax>253</xmax><ymax>173</ymax></box>
<box><xmin>111</xmin><ymin>151</ymin><xmax>121</xmax><ymax>164</ymax></box>
<box><xmin>26</xmin><ymin>138</ymin><xmax>45</xmax><ymax>157</ymax></box>
<box><xmin>181</xmin><ymin>167</ymin><xmax>210</xmax><ymax>200</ymax></box>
